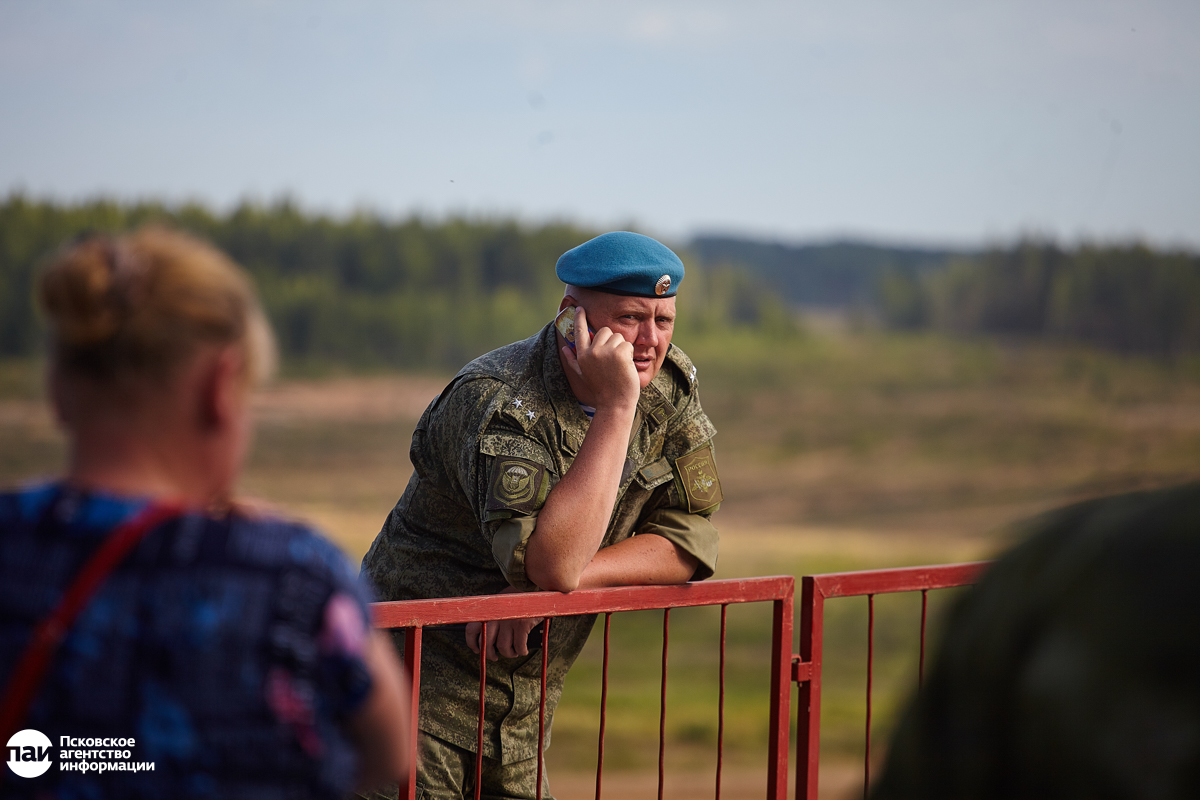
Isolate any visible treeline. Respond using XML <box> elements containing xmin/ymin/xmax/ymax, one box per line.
<box><xmin>0</xmin><ymin>195</ymin><xmax>792</xmax><ymax>370</ymax></box>
<box><xmin>878</xmin><ymin>241</ymin><xmax>1200</xmax><ymax>356</ymax></box>
<box><xmin>692</xmin><ymin>235</ymin><xmax>960</xmax><ymax>309</ymax></box>
<box><xmin>10</xmin><ymin>196</ymin><xmax>1187</xmax><ymax>364</ymax></box>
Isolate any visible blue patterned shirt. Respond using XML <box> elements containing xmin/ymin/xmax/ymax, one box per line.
<box><xmin>0</xmin><ymin>482</ymin><xmax>374</xmax><ymax>799</ymax></box>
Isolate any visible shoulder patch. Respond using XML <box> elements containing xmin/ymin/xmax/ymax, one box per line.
<box><xmin>648</xmin><ymin>398</ymin><xmax>676</xmax><ymax>427</ymax></box>
<box><xmin>674</xmin><ymin>444</ymin><xmax>724</xmax><ymax>514</ymax></box>
<box><xmin>486</xmin><ymin>456</ymin><xmax>551</xmax><ymax>516</ymax></box>
<box><xmin>664</xmin><ymin>343</ymin><xmax>699</xmax><ymax>393</ymax></box>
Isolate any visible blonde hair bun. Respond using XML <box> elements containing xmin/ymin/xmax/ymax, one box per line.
<box><xmin>38</xmin><ymin>226</ymin><xmax>277</xmax><ymax>385</ymax></box>
<box><xmin>38</xmin><ymin>236</ymin><xmax>123</xmax><ymax>348</ymax></box>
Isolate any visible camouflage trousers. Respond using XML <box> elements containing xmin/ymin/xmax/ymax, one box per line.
<box><xmin>356</xmin><ymin>730</ymin><xmax>553</xmax><ymax>800</ymax></box>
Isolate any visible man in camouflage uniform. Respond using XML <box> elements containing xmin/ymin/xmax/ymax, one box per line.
<box><xmin>362</xmin><ymin>232</ymin><xmax>721</xmax><ymax>800</ymax></box>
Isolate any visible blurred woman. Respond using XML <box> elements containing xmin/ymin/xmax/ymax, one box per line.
<box><xmin>0</xmin><ymin>227</ymin><xmax>410</xmax><ymax>797</ymax></box>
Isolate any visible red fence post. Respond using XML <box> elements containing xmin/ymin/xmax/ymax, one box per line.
<box><xmin>919</xmin><ymin>590</ymin><xmax>928</xmax><ymax>689</ymax></box>
<box><xmin>716</xmin><ymin>604</ymin><xmax>727</xmax><ymax>800</ymax></box>
<box><xmin>795</xmin><ymin>576</ymin><xmax>824</xmax><ymax>800</ymax></box>
<box><xmin>595</xmin><ymin>612</ymin><xmax>611</xmax><ymax>800</ymax></box>
<box><xmin>403</xmin><ymin>627</ymin><xmax>423</xmax><ymax>800</ymax></box>
<box><xmin>537</xmin><ymin>618</ymin><xmax>552</xmax><ymax>800</ymax></box>
<box><xmin>767</xmin><ymin>585</ymin><xmax>795</xmax><ymax>799</ymax></box>
<box><xmin>864</xmin><ymin>595</ymin><xmax>875</xmax><ymax>800</ymax></box>
<box><xmin>475</xmin><ymin>621</ymin><xmax>487</xmax><ymax>800</ymax></box>
<box><xmin>658</xmin><ymin>608</ymin><xmax>670</xmax><ymax>800</ymax></box>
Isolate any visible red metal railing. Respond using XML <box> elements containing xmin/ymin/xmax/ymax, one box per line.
<box><xmin>372</xmin><ymin>562</ymin><xmax>988</xmax><ymax>800</ymax></box>
<box><xmin>372</xmin><ymin>576</ymin><xmax>795</xmax><ymax>800</ymax></box>
<box><xmin>792</xmin><ymin>562</ymin><xmax>989</xmax><ymax>800</ymax></box>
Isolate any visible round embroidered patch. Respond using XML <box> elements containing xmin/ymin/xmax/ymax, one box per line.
<box><xmin>486</xmin><ymin>456</ymin><xmax>550</xmax><ymax>515</ymax></box>
<box><xmin>499</xmin><ymin>461</ymin><xmax>537</xmax><ymax>504</ymax></box>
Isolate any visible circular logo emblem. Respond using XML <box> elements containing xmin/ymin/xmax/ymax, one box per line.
<box><xmin>498</xmin><ymin>461</ymin><xmax>536</xmax><ymax>504</ymax></box>
<box><xmin>6</xmin><ymin>729</ymin><xmax>53</xmax><ymax>778</ymax></box>
<box><xmin>655</xmin><ymin>275</ymin><xmax>672</xmax><ymax>296</ymax></box>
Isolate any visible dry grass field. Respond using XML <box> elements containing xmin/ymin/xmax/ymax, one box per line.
<box><xmin>5</xmin><ymin>328</ymin><xmax>1200</xmax><ymax>798</ymax></box>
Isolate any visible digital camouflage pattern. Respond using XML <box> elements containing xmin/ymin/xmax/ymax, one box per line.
<box><xmin>362</xmin><ymin>322</ymin><xmax>720</xmax><ymax>765</ymax></box>
<box><xmin>414</xmin><ymin>731</ymin><xmax>550</xmax><ymax>800</ymax></box>
<box><xmin>872</xmin><ymin>483</ymin><xmax>1200</xmax><ymax>800</ymax></box>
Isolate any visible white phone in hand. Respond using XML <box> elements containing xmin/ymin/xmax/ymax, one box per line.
<box><xmin>554</xmin><ymin>306</ymin><xmax>594</xmax><ymax>350</ymax></box>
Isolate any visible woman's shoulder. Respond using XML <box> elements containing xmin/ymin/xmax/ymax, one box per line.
<box><xmin>223</xmin><ymin>510</ymin><xmax>363</xmax><ymax>589</ymax></box>
<box><xmin>1</xmin><ymin>481</ymin><xmax>161</xmax><ymax>536</ymax></box>
<box><xmin>0</xmin><ymin>481</ymin><xmax>149</xmax><ymax>539</ymax></box>
<box><xmin>0</xmin><ymin>480</ymin><xmax>62</xmax><ymax>525</ymax></box>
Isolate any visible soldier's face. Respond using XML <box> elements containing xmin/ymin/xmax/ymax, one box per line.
<box><xmin>573</xmin><ymin>293</ymin><xmax>676</xmax><ymax>389</ymax></box>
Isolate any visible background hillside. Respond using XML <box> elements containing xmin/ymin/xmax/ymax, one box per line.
<box><xmin>6</xmin><ymin>196</ymin><xmax>1198</xmax><ymax>371</ymax></box>
<box><xmin>690</xmin><ymin>232</ymin><xmax>1200</xmax><ymax>357</ymax></box>
<box><xmin>690</xmin><ymin>235</ymin><xmax>963</xmax><ymax>310</ymax></box>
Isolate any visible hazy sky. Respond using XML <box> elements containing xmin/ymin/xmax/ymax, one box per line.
<box><xmin>2</xmin><ymin>1</ymin><xmax>1198</xmax><ymax>247</ymax></box>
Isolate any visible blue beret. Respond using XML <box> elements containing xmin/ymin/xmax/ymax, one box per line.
<box><xmin>555</xmin><ymin>232</ymin><xmax>684</xmax><ymax>298</ymax></box>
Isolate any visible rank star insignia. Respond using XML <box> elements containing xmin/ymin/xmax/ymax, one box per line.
<box><xmin>525</xmin><ymin>409</ymin><xmax>536</xmax><ymax>421</ymax></box>
<box><xmin>689</xmin><ymin>366</ymin><xmax>697</xmax><ymax>383</ymax></box>
<box><xmin>513</xmin><ymin>399</ymin><xmax>524</xmax><ymax>409</ymax></box>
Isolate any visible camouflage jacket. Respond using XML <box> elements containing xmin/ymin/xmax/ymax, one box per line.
<box><xmin>362</xmin><ymin>321</ymin><xmax>721</xmax><ymax>763</ymax></box>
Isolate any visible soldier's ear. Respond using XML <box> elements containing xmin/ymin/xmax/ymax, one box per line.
<box><xmin>559</xmin><ymin>295</ymin><xmax>578</xmax><ymax>312</ymax></box>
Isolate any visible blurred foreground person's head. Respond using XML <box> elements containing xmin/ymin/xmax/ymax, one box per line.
<box><xmin>39</xmin><ymin>227</ymin><xmax>275</xmax><ymax>505</ymax></box>
<box><xmin>0</xmin><ymin>227</ymin><xmax>409</xmax><ymax>799</ymax></box>
<box><xmin>873</xmin><ymin>483</ymin><xmax>1200</xmax><ymax>800</ymax></box>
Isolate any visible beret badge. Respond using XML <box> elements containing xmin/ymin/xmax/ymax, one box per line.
<box><xmin>655</xmin><ymin>275</ymin><xmax>672</xmax><ymax>296</ymax></box>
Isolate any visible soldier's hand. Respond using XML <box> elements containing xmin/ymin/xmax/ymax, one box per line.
<box><xmin>466</xmin><ymin>617</ymin><xmax>545</xmax><ymax>661</ymax></box>
<box><xmin>561</xmin><ymin>307</ymin><xmax>639</xmax><ymax>411</ymax></box>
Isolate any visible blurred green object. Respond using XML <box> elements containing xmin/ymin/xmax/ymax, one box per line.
<box><xmin>874</xmin><ymin>482</ymin><xmax>1200</xmax><ymax>800</ymax></box>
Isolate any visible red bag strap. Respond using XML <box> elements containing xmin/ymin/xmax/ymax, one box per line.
<box><xmin>0</xmin><ymin>500</ymin><xmax>186</xmax><ymax>742</ymax></box>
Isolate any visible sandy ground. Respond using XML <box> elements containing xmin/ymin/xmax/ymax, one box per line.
<box><xmin>239</xmin><ymin>372</ymin><xmax>1028</xmax><ymax>563</ymax></box>
<box><xmin>543</xmin><ymin>759</ymin><xmax>870</xmax><ymax>800</ymax></box>
<box><xmin>251</xmin><ymin>373</ymin><xmax>447</xmax><ymax>424</ymax></box>
<box><xmin>0</xmin><ymin>371</ymin><xmax>1043</xmax><ymax>574</ymax></box>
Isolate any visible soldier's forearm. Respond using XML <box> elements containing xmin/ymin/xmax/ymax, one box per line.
<box><xmin>575</xmin><ymin>533</ymin><xmax>700</xmax><ymax>590</ymax></box>
<box><xmin>524</xmin><ymin>403</ymin><xmax>636</xmax><ymax>592</ymax></box>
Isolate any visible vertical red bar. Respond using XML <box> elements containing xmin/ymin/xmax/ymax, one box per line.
<box><xmin>403</xmin><ymin>627</ymin><xmax>423</xmax><ymax>800</ymax></box>
<box><xmin>796</xmin><ymin>578</ymin><xmax>824</xmax><ymax>800</ymax></box>
<box><xmin>476</xmin><ymin>621</ymin><xmax>487</xmax><ymax>800</ymax></box>
<box><xmin>716</xmin><ymin>604</ymin><xmax>727</xmax><ymax>800</ymax></box>
<box><xmin>536</xmin><ymin>618</ymin><xmax>551</xmax><ymax>800</ymax></box>
<box><xmin>768</xmin><ymin>592</ymin><xmax>794</xmax><ymax>800</ymax></box>
<box><xmin>658</xmin><ymin>607</ymin><xmax>670</xmax><ymax>800</ymax></box>
<box><xmin>595</xmin><ymin>613</ymin><xmax>611</xmax><ymax>800</ymax></box>
<box><xmin>919</xmin><ymin>589</ymin><xmax>928</xmax><ymax>689</ymax></box>
<box><xmin>864</xmin><ymin>595</ymin><xmax>874</xmax><ymax>800</ymax></box>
